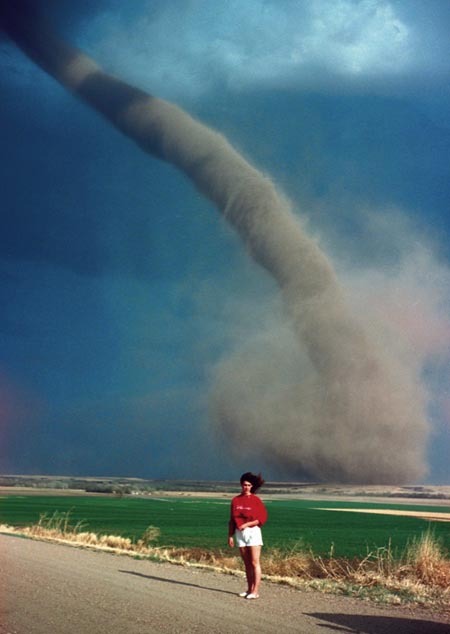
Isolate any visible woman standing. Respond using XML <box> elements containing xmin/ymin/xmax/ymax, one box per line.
<box><xmin>228</xmin><ymin>472</ymin><xmax>268</xmax><ymax>599</ymax></box>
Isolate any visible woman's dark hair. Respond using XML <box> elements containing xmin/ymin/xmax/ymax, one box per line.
<box><xmin>240</xmin><ymin>472</ymin><xmax>265</xmax><ymax>493</ymax></box>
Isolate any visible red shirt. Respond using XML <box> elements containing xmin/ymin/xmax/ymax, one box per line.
<box><xmin>230</xmin><ymin>493</ymin><xmax>268</xmax><ymax>530</ymax></box>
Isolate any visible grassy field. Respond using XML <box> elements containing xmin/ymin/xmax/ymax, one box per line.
<box><xmin>1</xmin><ymin>494</ymin><xmax>449</xmax><ymax>559</ymax></box>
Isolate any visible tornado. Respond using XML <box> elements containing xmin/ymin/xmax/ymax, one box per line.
<box><xmin>0</xmin><ymin>1</ymin><xmax>429</xmax><ymax>483</ymax></box>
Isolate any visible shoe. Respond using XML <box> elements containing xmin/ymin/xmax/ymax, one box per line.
<box><xmin>246</xmin><ymin>593</ymin><xmax>259</xmax><ymax>600</ymax></box>
<box><xmin>239</xmin><ymin>592</ymin><xmax>248</xmax><ymax>597</ymax></box>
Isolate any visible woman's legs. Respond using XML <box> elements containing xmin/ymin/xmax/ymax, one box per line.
<box><xmin>239</xmin><ymin>547</ymin><xmax>253</xmax><ymax>593</ymax></box>
<box><xmin>248</xmin><ymin>545</ymin><xmax>262</xmax><ymax>595</ymax></box>
<box><xmin>239</xmin><ymin>545</ymin><xmax>262</xmax><ymax>596</ymax></box>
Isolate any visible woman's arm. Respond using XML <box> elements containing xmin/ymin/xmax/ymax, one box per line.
<box><xmin>228</xmin><ymin>518</ymin><xmax>235</xmax><ymax>547</ymax></box>
<box><xmin>228</xmin><ymin>506</ymin><xmax>236</xmax><ymax>547</ymax></box>
<box><xmin>238</xmin><ymin>519</ymin><xmax>260</xmax><ymax>529</ymax></box>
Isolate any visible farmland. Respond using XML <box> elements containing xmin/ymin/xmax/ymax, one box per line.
<box><xmin>1</xmin><ymin>494</ymin><xmax>449</xmax><ymax>559</ymax></box>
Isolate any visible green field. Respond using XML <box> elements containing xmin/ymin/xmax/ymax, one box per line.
<box><xmin>1</xmin><ymin>495</ymin><xmax>449</xmax><ymax>559</ymax></box>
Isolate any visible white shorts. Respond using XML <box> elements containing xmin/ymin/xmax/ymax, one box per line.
<box><xmin>235</xmin><ymin>526</ymin><xmax>263</xmax><ymax>547</ymax></box>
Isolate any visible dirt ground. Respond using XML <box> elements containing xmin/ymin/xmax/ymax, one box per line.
<box><xmin>316</xmin><ymin>507</ymin><xmax>450</xmax><ymax>522</ymax></box>
<box><xmin>1</xmin><ymin>483</ymin><xmax>450</xmax><ymax>503</ymax></box>
<box><xmin>1</xmin><ymin>534</ymin><xmax>449</xmax><ymax>633</ymax></box>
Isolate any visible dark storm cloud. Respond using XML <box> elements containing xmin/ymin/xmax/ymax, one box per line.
<box><xmin>0</xmin><ymin>1</ymin><xmax>449</xmax><ymax>482</ymax></box>
<box><xmin>0</xmin><ymin>49</ymin><xmax>217</xmax><ymax>279</ymax></box>
<box><xmin>0</xmin><ymin>0</ymin><xmax>111</xmax><ymax>35</ymax></box>
<box><xmin>1</xmin><ymin>0</ymin><xmax>434</xmax><ymax>483</ymax></box>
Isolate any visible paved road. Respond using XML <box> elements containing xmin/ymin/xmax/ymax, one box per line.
<box><xmin>0</xmin><ymin>534</ymin><xmax>448</xmax><ymax>633</ymax></box>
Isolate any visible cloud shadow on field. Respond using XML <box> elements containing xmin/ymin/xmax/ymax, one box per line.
<box><xmin>119</xmin><ymin>570</ymin><xmax>236</xmax><ymax>597</ymax></box>
<box><xmin>307</xmin><ymin>612</ymin><xmax>450</xmax><ymax>633</ymax></box>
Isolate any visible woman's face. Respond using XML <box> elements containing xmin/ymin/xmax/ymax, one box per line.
<box><xmin>241</xmin><ymin>480</ymin><xmax>253</xmax><ymax>495</ymax></box>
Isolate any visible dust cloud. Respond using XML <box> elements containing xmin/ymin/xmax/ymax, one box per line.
<box><xmin>1</xmin><ymin>2</ymin><xmax>429</xmax><ymax>482</ymax></box>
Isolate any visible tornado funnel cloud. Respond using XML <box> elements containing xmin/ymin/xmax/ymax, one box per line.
<box><xmin>0</xmin><ymin>2</ymin><xmax>429</xmax><ymax>483</ymax></box>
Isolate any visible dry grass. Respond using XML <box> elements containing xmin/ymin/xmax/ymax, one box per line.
<box><xmin>297</xmin><ymin>532</ymin><xmax>450</xmax><ymax>609</ymax></box>
<box><xmin>405</xmin><ymin>532</ymin><xmax>450</xmax><ymax>588</ymax></box>
<box><xmin>1</xmin><ymin>518</ymin><xmax>448</xmax><ymax>610</ymax></box>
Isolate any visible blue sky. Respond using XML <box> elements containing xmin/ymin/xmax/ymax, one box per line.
<box><xmin>0</xmin><ymin>0</ymin><xmax>449</xmax><ymax>482</ymax></box>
